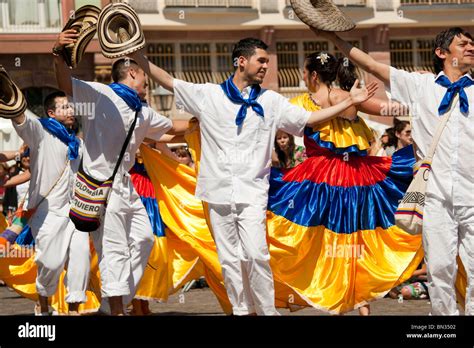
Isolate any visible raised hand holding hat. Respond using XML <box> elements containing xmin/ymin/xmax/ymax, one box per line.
<box><xmin>54</xmin><ymin>5</ymin><xmax>101</xmax><ymax>68</ymax></box>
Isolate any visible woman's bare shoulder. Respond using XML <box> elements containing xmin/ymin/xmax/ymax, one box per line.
<box><xmin>328</xmin><ymin>88</ymin><xmax>349</xmax><ymax>105</ymax></box>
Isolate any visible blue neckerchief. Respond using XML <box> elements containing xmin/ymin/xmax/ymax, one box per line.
<box><xmin>435</xmin><ymin>75</ymin><xmax>473</xmax><ymax>115</ymax></box>
<box><xmin>39</xmin><ymin>118</ymin><xmax>79</xmax><ymax>160</ymax></box>
<box><xmin>109</xmin><ymin>83</ymin><xmax>142</xmax><ymax>112</ymax></box>
<box><xmin>220</xmin><ymin>75</ymin><xmax>264</xmax><ymax>126</ymax></box>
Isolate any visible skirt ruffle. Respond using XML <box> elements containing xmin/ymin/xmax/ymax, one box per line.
<box><xmin>267</xmin><ymin>145</ymin><xmax>424</xmax><ymax>313</ymax></box>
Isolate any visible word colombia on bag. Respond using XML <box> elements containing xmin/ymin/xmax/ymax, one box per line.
<box><xmin>69</xmin><ymin>110</ymin><xmax>138</xmax><ymax>232</ymax></box>
<box><xmin>69</xmin><ymin>163</ymin><xmax>113</xmax><ymax>232</ymax></box>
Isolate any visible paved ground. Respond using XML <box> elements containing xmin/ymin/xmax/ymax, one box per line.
<box><xmin>0</xmin><ymin>282</ymin><xmax>432</xmax><ymax>316</ymax></box>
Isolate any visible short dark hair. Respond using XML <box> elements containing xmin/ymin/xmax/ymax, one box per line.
<box><xmin>112</xmin><ymin>58</ymin><xmax>141</xmax><ymax>83</ymax></box>
<box><xmin>394</xmin><ymin>119</ymin><xmax>409</xmax><ymax>134</ymax></box>
<box><xmin>232</xmin><ymin>38</ymin><xmax>268</xmax><ymax>66</ymax></box>
<box><xmin>433</xmin><ymin>27</ymin><xmax>473</xmax><ymax>74</ymax></box>
<box><xmin>43</xmin><ymin>91</ymin><xmax>66</xmax><ymax>116</ymax></box>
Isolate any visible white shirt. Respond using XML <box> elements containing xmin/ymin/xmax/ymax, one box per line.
<box><xmin>389</xmin><ymin>67</ymin><xmax>474</xmax><ymax>206</ymax></box>
<box><xmin>72</xmin><ymin>79</ymin><xmax>173</xmax><ymax>181</ymax></box>
<box><xmin>13</xmin><ymin>114</ymin><xmax>81</xmax><ymax>216</ymax></box>
<box><xmin>173</xmin><ymin>79</ymin><xmax>311</xmax><ymax>205</ymax></box>
<box><xmin>15</xmin><ymin>180</ymin><xmax>29</xmax><ymax>202</ymax></box>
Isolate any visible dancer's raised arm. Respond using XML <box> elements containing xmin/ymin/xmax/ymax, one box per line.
<box><xmin>130</xmin><ymin>49</ymin><xmax>174</xmax><ymax>92</ymax></box>
<box><xmin>312</xmin><ymin>28</ymin><xmax>391</xmax><ymax>86</ymax></box>
<box><xmin>52</xmin><ymin>29</ymin><xmax>78</xmax><ymax>97</ymax></box>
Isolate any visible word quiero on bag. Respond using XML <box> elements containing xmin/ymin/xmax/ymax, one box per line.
<box><xmin>72</xmin><ymin>200</ymin><xmax>102</xmax><ymax>212</ymax></box>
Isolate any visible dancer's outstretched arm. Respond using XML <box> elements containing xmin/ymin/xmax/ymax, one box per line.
<box><xmin>149</xmin><ymin>134</ymin><xmax>185</xmax><ymax>143</ymax></box>
<box><xmin>2</xmin><ymin>170</ymin><xmax>30</xmax><ymax>188</ymax></box>
<box><xmin>311</xmin><ymin>28</ymin><xmax>390</xmax><ymax>86</ymax></box>
<box><xmin>130</xmin><ymin>49</ymin><xmax>174</xmax><ymax>92</ymax></box>
<box><xmin>307</xmin><ymin>80</ymin><xmax>377</xmax><ymax>127</ymax></box>
<box><xmin>52</xmin><ymin>29</ymin><xmax>78</xmax><ymax>97</ymax></box>
<box><xmin>358</xmin><ymin>97</ymin><xmax>409</xmax><ymax>117</ymax></box>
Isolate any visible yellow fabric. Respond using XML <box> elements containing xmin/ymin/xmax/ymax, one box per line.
<box><xmin>134</xmin><ymin>232</ymin><xmax>204</xmax><ymax>301</ymax></box>
<box><xmin>132</xmin><ymin>235</ymin><xmax>171</xmax><ymax>302</ymax></box>
<box><xmin>140</xmin><ymin>143</ymin><xmax>233</xmax><ymax>313</ymax></box>
<box><xmin>267</xmin><ymin>213</ymin><xmax>424</xmax><ymax>313</ymax></box>
<box><xmin>290</xmin><ymin>94</ymin><xmax>374</xmax><ymax>152</ymax></box>
<box><xmin>455</xmin><ymin>256</ymin><xmax>467</xmax><ymax>308</ymax></box>
<box><xmin>0</xmin><ymin>216</ymin><xmax>204</xmax><ymax>312</ymax></box>
<box><xmin>0</xmin><ymin>242</ymin><xmax>101</xmax><ymax>314</ymax></box>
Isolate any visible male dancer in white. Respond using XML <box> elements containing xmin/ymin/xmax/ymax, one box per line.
<box><xmin>130</xmin><ymin>37</ymin><xmax>376</xmax><ymax>315</ymax></box>
<box><xmin>53</xmin><ymin>30</ymin><xmax>189</xmax><ymax>315</ymax></box>
<box><xmin>10</xmin><ymin>91</ymin><xmax>89</xmax><ymax>315</ymax></box>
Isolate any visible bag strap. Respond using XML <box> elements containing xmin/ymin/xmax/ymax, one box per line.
<box><xmin>23</xmin><ymin>157</ymin><xmax>70</xmax><ymax>214</ymax></box>
<box><xmin>407</xmin><ymin>113</ymin><xmax>420</xmax><ymax>162</ymax></box>
<box><xmin>110</xmin><ymin>111</ymin><xmax>139</xmax><ymax>180</ymax></box>
<box><xmin>425</xmin><ymin>94</ymin><xmax>459</xmax><ymax>161</ymax></box>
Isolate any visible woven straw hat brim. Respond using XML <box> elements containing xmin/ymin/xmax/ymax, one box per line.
<box><xmin>0</xmin><ymin>66</ymin><xmax>26</xmax><ymax>119</ymax></box>
<box><xmin>72</xmin><ymin>26</ymin><xmax>98</xmax><ymax>68</ymax></box>
<box><xmin>98</xmin><ymin>2</ymin><xmax>145</xmax><ymax>59</ymax></box>
<box><xmin>61</xmin><ymin>5</ymin><xmax>101</xmax><ymax>68</ymax></box>
<box><xmin>290</xmin><ymin>0</ymin><xmax>355</xmax><ymax>32</ymax></box>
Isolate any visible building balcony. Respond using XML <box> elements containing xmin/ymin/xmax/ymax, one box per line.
<box><xmin>164</xmin><ymin>0</ymin><xmax>254</xmax><ymax>8</ymax></box>
<box><xmin>0</xmin><ymin>24</ymin><xmax>61</xmax><ymax>34</ymax></box>
<box><xmin>400</xmin><ymin>0</ymin><xmax>474</xmax><ymax>4</ymax></box>
<box><xmin>285</xmin><ymin>0</ymin><xmax>368</xmax><ymax>6</ymax></box>
<box><xmin>162</xmin><ymin>0</ymin><xmax>258</xmax><ymax>22</ymax></box>
<box><xmin>398</xmin><ymin>0</ymin><xmax>474</xmax><ymax>22</ymax></box>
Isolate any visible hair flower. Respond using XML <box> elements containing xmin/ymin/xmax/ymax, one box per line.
<box><xmin>317</xmin><ymin>53</ymin><xmax>330</xmax><ymax>65</ymax></box>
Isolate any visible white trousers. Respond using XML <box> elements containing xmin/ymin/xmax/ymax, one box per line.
<box><xmin>92</xmin><ymin>172</ymin><xmax>154</xmax><ymax>304</ymax></box>
<box><xmin>423</xmin><ymin>195</ymin><xmax>474</xmax><ymax>315</ymax></box>
<box><xmin>207</xmin><ymin>202</ymin><xmax>279</xmax><ymax>316</ymax></box>
<box><xmin>29</xmin><ymin>209</ymin><xmax>90</xmax><ymax>303</ymax></box>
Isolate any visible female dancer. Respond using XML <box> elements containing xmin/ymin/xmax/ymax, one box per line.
<box><xmin>267</xmin><ymin>52</ymin><xmax>423</xmax><ymax>315</ymax></box>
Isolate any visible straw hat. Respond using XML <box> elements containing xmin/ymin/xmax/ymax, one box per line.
<box><xmin>0</xmin><ymin>65</ymin><xmax>26</xmax><ymax>119</ymax></box>
<box><xmin>290</xmin><ymin>0</ymin><xmax>356</xmax><ymax>32</ymax></box>
<box><xmin>61</xmin><ymin>5</ymin><xmax>101</xmax><ymax>68</ymax></box>
<box><xmin>98</xmin><ymin>2</ymin><xmax>146</xmax><ymax>59</ymax></box>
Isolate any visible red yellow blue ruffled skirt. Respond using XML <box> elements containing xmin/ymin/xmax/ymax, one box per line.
<box><xmin>267</xmin><ymin>143</ymin><xmax>425</xmax><ymax>313</ymax></box>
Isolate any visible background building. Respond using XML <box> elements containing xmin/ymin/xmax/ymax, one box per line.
<box><xmin>0</xmin><ymin>0</ymin><xmax>473</xmax><ymax>147</ymax></box>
